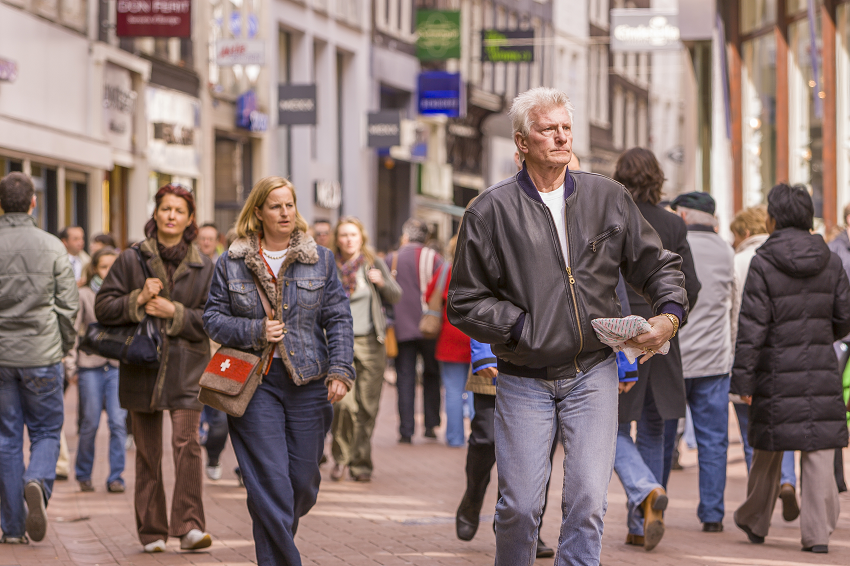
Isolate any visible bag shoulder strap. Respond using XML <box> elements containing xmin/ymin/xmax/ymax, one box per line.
<box><xmin>251</xmin><ymin>273</ymin><xmax>274</xmax><ymax>320</ymax></box>
<box><xmin>390</xmin><ymin>251</ymin><xmax>398</xmax><ymax>276</ymax></box>
<box><xmin>133</xmin><ymin>245</ymin><xmax>154</xmax><ymax>280</ymax></box>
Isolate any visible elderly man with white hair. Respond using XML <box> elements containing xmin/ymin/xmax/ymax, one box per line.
<box><xmin>447</xmin><ymin>87</ymin><xmax>689</xmax><ymax>565</ymax></box>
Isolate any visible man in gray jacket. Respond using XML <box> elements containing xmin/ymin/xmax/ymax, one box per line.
<box><xmin>669</xmin><ymin>192</ymin><xmax>737</xmax><ymax>533</ymax></box>
<box><xmin>447</xmin><ymin>88</ymin><xmax>688</xmax><ymax>566</ymax></box>
<box><xmin>0</xmin><ymin>172</ymin><xmax>79</xmax><ymax>544</ymax></box>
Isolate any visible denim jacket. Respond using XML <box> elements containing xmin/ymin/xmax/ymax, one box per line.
<box><xmin>203</xmin><ymin>230</ymin><xmax>355</xmax><ymax>390</ymax></box>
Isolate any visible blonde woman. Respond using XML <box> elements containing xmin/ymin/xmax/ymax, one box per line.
<box><xmin>203</xmin><ymin>177</ymin><xmax>354</xmax><ymax>564</ymax></box>
<box><xmin>329</xmin><ymin>217</ymin><xmax>401</xmax><ymax>482</ymax></box>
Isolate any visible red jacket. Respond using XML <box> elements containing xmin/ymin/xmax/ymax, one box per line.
<box><xmin>425</xmin><ymin>265</ymin><xmax>471</xmax><ymax>363</ymax></box>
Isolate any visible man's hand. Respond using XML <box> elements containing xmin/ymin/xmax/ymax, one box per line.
<box><xmin>618</xmin><ymin>381</ymin><xmax>636</xmax><ymax>394</ymax></box>
<box><xmin>328</xmin><ymin>379</ymin><xmax>348</xmax><ymax>403</ymax></box>
<box><xmin>476</xmin><ymin>367</ymin><xmax>498</xmax><ymax>379</ymax></box>
<box><xmin>144</xmin><ymin>296</ymin><xmax>176</xmax><ymax>318</ymax></box>
<box><xmin>625</xmin><ymin>314</ymin><xmax>675</xmax><ymax>364</ymax></box>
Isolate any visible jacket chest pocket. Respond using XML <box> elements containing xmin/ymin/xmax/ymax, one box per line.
<box><xmin>589</xmin><ymin>226</ymin><xmax>621</xmax><ymax>252</ymax></box>
<box><xmin>228</xmin><ymin>280</ymin><xmax>257</xmax><ymax>315</ymax></box>
<box><xmin>296</xmin><ymin>279</ymin><xmax>325</xmax><ymax>309</ymax></box>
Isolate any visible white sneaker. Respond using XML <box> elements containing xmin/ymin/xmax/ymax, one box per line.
<box><xmin>143</xmin><ymin>539</ymin><xmax>166</xmax><ymax>553</ymax></box>
<box><xmin>180</xmin><ymin>529</ymin><xmax>212</xmax><ymax>551</ymax></box>
<box><xmin>205</xmin><ymin>464</ymin><xmax>222</xmax><ymax>481</ymax></box>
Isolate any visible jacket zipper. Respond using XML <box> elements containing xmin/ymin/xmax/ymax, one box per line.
<box><xmin>563</xmin><ymin>208</ymin><xmax>584</xmax><ymax>373</ymax></box>
<box><xmin>590</xmin><ymin>226</ymin><xmax>621</xmax><ymax>252</ymax></box>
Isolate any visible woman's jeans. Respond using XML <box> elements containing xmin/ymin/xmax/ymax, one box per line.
<box><xmin>228</xmin><ymin>360</ymin><xmax>333</xmax><ymax>566</ymax></box>
<box><xmin>75</xmin><ymin>365</ymin><xmax>126</xmax><ymax>485</ymax></box>
<box><xmin>440</xmin><ymin>361</ymin><xmax>474</xmax><ymax>447</ymax></box>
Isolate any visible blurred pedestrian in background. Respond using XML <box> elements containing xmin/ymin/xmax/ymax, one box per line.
<box><xmin>329</xmin><ymin>216</ymin><xmax>401</xmax><ymax>482</ymax></box>
<box><xmin>0</xmin><ymin>172</ymin><xmax>78</xmax><ymax>544</ymax></box>
<box><xmin>197</xmin><ymin>223</ymin><xmax>221</xmax><ymax>262</ymax></box>
<box><xmin>96</xmin><ymin>184</ymin><xmax>214</xmax><ymax>553</ymax></box>
<box><xmin>312</xmin><ymin>219</ymin><xmax>332</xmax><ymax>249</ymax></box>
<box><xmin>612</xmin><ymin>148</ymin><xmax>700</xmax><ymax>551</ymax></box>
<box><xmin>385</xmin><ymin>218</ymin><xmax>443</xmax><ymax>444</ymax></box>
<box><xmin>425</xmin><ymin>234</ymin><xmax>472</xmax><ymax>448</ymax></box>
<box><xmin>203</xmin><ymin>176</ymin><xmax>354</xmax><ymax>565</ymax></box>
<box><xmin>91</xmin><ymin>233</ymin><xmax>117</xmax><ymax>254</ymax></box>
<box><xmin>667</xmin><ymin>192</ymin><xmax>735</xmax><ymax>533</ymax></box>
<box><xmin>732</xmin><ymin>183</ymin><xmax>850</xmax><ymax>554</ymax></box>
<box><xmin>65</xmin><ymin>246</ymin><xmax>126</xmax><ymax>494</ymax></box>
<box><xmin>60</xmin><ymin>225</ymin><xmax>89</xmax><ymax>285</ymax></box>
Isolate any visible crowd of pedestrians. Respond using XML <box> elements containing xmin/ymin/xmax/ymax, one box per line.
<box><xmin>0</xmin><ymin>85</ymin><xmax>848</xmax><ymax>566</ymax></box>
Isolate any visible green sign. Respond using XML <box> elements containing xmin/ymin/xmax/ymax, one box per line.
<box><xmin>481</xmin><ymin>29</ymin><xmax>535</xmax><ymax>62</ymax></box>
<box><xmin>416</xmin><ymin>10</ymin><xmax>461</xmax><ymax>61</ymax></box>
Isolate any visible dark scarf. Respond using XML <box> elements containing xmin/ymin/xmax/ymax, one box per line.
<box><xmin>336</xmin><ymin>253</ymin><xmax>366</xmax><ymax>298</ymax></box>
<box><xmin>157</xmin><ymin>239</ymin><xmax>189</xmax><ymax>288</ymax></box>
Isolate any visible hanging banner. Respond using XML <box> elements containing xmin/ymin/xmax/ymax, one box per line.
<box><xmin>116</xmin><ymin>0</ymin><xmax>191</xmax><ymax>38</ymax></box>
<box><xmin>367</xmin><ymin>111</ymin><xmax>401</xmax><ymax>148</ymax></box>
<box><xmin>215</xmin><ymin>39</ymin><xmax>265</xmax><ymax>66</ymax></box>
<box><xmin>418</xmin><ymin>72</ymin><xmax>464</xmax><ymax>118</ymax></box>
<box><xmin>415</xmin><ymin>10</ymin><xmax>461</xmax><ymax>61</ymax></box>
<box><xmin>278</xmin><ymin>84</ymin><xmax>317</xmax><ymax>125</ymax></box>
<box><xmin>481</xmin><ymin>30</ymin><xmax>535</xmax><ymax>62</ymax></box>
<box><xmin>609</xmin><ymin>10</ymin><xmax>681</xmax><ymax>52</ymax></box>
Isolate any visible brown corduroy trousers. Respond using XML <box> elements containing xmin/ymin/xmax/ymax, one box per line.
<box><xmin>131</xmin><ymin>409</ymin><xmax>205</xmax><ymax>544</ymax></box>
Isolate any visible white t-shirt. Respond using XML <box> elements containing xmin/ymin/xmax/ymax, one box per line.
<box><xmin>540</xmin><ymin>185</ymin><xmax>569</xmax><ymax>267</ymax></box>
<box><xmin>261</xmin><ymin>248</ymin><xmax>288</xmax><ymax>358</ymax></box>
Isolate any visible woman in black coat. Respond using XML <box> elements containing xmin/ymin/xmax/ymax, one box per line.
<box><xmin>732</xmin><ymin>184</ymin><xmax>850</xmax><ymax>553</ymax></box>
<box><xmin>611</xmin><ymin>148</ymin><xmax>701</xmax><ymax>551</ymax></box>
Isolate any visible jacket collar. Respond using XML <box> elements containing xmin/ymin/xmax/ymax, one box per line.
<box><xmin>0</xmin><ymin>213</ymin><xmax>36</xmax><ymax>228</ymax></box>
<box><xmin>139</xmin><ymin>238</ymin><xmax>204</xmax><ymax>295</ymax></box>
<box><xmin>687</xmin><ymin>224</ymin><xmax>717</xmax><ymax>233</ymax></box>
<box><xmin>516</xmin><ymin>162</ymin><xmax>575</xmax><ymax>204</ymax></box>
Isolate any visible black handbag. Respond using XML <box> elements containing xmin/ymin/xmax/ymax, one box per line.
<box><xmin>80</xmin><ymin>246</ymin><xmax>163</xmax><ymax>368</ymax></box>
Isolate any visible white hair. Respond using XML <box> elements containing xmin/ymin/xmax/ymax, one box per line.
<box><xmin>509</xmin><ymin>87</ymin><xmax>575</xmax><ymax>138</ymax></box>
<box><xmin>680</xmin><ymin>207</ymin><xmax>719</xmax><ymax>228</ymax></box>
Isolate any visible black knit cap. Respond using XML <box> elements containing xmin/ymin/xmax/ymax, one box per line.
<box><xmin>670</xmin><ymin>192</ymin><xmax>716</xmax><ymax>215</ymax></box>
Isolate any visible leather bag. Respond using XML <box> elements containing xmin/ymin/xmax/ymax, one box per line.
<box><xmin>419</xmin><ymin>264</ymin><xmax>450</xmax><ymax>340</ymax></box>
<box><xmin>384</xmin><ymin>253</ymin><xmax>399</xmax><ymax>358</ymax></box>
<box><xmin>198</xmin><ymin>274</ymin><xmax>275</xmax><ymax>417</ymax></box>
<box><xmin>81</xmin><ymin>247</ymin><xmax>162</xmax><ymax>368</ymax></box>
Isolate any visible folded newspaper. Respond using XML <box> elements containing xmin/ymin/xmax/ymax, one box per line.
<box><xmin>591</xmin><ymin>315</ymin><xmax>670</xmax><ymax>364</ymax></box>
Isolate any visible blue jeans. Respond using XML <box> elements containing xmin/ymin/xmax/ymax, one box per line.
<box><xmin>614</xmin><ymin>388</ymin><xmax>665</xmax><ymax>536</ymax></box>
<box><xmin>227</xmin><ymin>360</ymin><xmax>333</xmax><ymax>566</ymax></box>
<box><xmin>0</xmin><ymin>364</ymin><xmax>64</xmax><ymax>538</ymax></box>
<box><xmin>75</xmin><ymin>365</ymin><xmax>126</xmax><ymax>485</ymax></box>
<box><xmin>683</xmin><ymin>375</ymin><xmax>730</xmax><ymax>524</ymax></box>
<box><xmin>440</xmin><ymin>362</ymin><xmax>474</xmax><ymax>447</ymax></box>
<box><xmin>200</xmin><ymin>406</ymin><xmax>228</xmax><ymax>466</ymax></box>
<box><xmin>494</xmin><ymin>356</ymin><xmax>618</xmax><ymax>566</ymax></box>
<box><xmin>733</xmin><ymin>403</ymin><xmax>796</xmax><ymax>485</ymax></box>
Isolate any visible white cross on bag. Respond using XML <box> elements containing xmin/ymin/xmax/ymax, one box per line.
<box><xmin>220</xmin><ymin>358</ymin><xmax>231</xmax><ymax>372</ymax></box>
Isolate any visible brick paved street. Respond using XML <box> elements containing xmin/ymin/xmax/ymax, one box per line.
<box><xmin>2</xmin><ymin>378</ymin><xmax>849</xmax><ymax>566</ymax></box>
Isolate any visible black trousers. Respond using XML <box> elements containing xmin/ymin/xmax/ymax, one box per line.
<box><xmin>461</xmin><ymin>394</ymin><xmax>555</xmax><ymax>531</ymax></box>
<box><xmin>396</xmin><ymin>339</ymin><xmax>442</xmax><ymax>438</ymax></box>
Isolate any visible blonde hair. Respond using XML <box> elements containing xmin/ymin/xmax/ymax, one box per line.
<box><xmin>332</xmin><ymin>216</ymin><xmax>376</xmax><ymax>266</ymax></box>
<box><xmin>509</xmin><ymin>87</ymin><xmax>575</xmax><ymax>138</ymax></box>
<box><xmin>729</xmin><ymin>205</ymin><xmax>768</xmax><ymax>238</ymax></box>
<box><xmin>235</xmin><ymin>176</ymin><xmax>309</xmax><ymax>238</ymax></box>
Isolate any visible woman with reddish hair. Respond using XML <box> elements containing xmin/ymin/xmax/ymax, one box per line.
<box><xmin>96</xmin><ymin>184</ymin><xmax>215</xmax><ymax>553</ymax></box>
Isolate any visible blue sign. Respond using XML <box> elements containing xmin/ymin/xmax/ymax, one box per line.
<box><xmin>418</xmin><ymin>72</ymin><xmax>464</xmax><ymax>117</ymax></box>
<box><xmin>236</xmin><ymin>90</ymin><xmax>269</xmax><ymax>132</ymax></box>
<box><xmin>229</xmin><ymin>12</ymin><xmax>241</xmax><ymax>37</ymax></box>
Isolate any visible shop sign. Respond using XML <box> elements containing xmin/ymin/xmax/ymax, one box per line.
<box><xmin>278</xmin><ymin>84</ymin><xmax>316</xmax><ymax>125</ymax></box>
<box><xmin>418</xmin><ymin>72</ymin><xmax>464</xmax><ymax>118</ymax></box>
<box><xmin>415</xmin><ymin>10</ymin><xmax>461</xmax><ymax>61</ymax></box>
<box><xmin>610</xmin><ymin>10</ymin><xmax>681</xmax><ymax>52</ymax></box>
<box><xmin>0</xmin><ymin>58</ymin><xmax>18</xmax><ymax>83</ymax></box>
<box><xmin>216</xmin><ymin>39</ymin><xmax>265</xmax><ymax>66</ymax></box>
<box><xmin>367</xmin><ymin>111</ymin><xmax>401</xmax><ymax>148</ymax></box>
<box><xmin>116</xmin><ymin>0</ymin><xmax>191</xmax><ymax>38</ymax></box>
<box><xmin>236</xmin><ymin>90</ymin><xmax>269</xmax><ymax>132</ymax></box>
<box><xmin>103</xmin><ymin>63</ymin><xmax>137</xmax><ymax>153</ymax></box>
<box><xmin>146</xmin><ymin>86</ymin><xmax>201</xmax><ymax>177</ymax></box>
<box><xmin>314</xmin><ymin>180</ymin><xmax>342</xmax><ymax>210</ymax></box>
<box><xmin>480</xmin><ymin>30</ymin><xmax>535</xmax><ymax>63</ymax></box>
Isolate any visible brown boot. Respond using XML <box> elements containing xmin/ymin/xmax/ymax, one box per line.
<box><xmin>641</xmin><ymin>487</ymin><xmax>668</xmax><ymax>551</ymax></box>
<box><xmin>625</xmin><ymin>533</ymin><xmax>645</xmax><ymax>546</ymax></box>
<box><xmin>780</xmin><ymin>483</ymin><xmax>800</xmax><ymax>521</ymax></box>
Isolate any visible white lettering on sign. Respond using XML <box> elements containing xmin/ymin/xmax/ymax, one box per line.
<box><xmin>116</xmin><ymin>0</ymin><xmax>189</xmax><ymax>14</ymax></box>
<box><xmin>279</xmin><ymin>98</ymin><xmax>315</xmax><ymax>112</ymax></box>
<box><xmin>368</xmin><ymin>124</ymin><xmax>399</xmax><ymax>136</ymax></box>
<box><xmin>613</xmin><ymin>16</ymin><xmax>680</xmax><ymax>47</ymax></box>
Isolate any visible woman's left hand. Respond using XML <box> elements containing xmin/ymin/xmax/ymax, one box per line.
<box><xmin>327</xmin><ymin>379</ymin><xmax>348</xmax><ymax>403</ymax></box>
<box><xmin>145</xmin><ymin>296</ymin><xmax>176</xmax><ymax>318</ymax></box>
<box><xmin>367</xmin><ymin>268</ymin><xmax>384</xmax><ymax>288</ymax></box>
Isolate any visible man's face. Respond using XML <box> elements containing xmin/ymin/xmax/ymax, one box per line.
<box><xmin>313</xmin><ymin>222</ymin><xmax>331</xmax><ymax>248</ymax></box>
<box><xmin>197</xmin><ymin>226</ymin><xmax>219</xmax><ymax>258</ymax></box>
<box><xmin>515</xmin><ymin>106</ymin><xmax>573</xmax><ymax>169</ymax></box>
<box><xmin>63</xmin><ymin>227</ymin><xmax>85</xmax><ymax>255</ymax></box>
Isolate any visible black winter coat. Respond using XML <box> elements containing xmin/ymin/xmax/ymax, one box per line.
<box><xmin>619</xmin><ymin>202</ymin><xmax>701</xmax><ymax>423</ymax></box>
<box><xmin>731</xmin><ymin>228</ymin><xmax>850</xmax><ymax>452</ymax></box>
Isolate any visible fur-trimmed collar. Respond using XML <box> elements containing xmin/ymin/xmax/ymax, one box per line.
<box><xmin>138</xmin><ymin>238</ymin><xmax>204</xmax><ymax>298</ymax></box>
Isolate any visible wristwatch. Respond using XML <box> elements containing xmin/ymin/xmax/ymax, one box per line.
<box><xmin>662</xmin><ymin>313</ymin><xmax>680</xmax><ymax>338</ymax></box>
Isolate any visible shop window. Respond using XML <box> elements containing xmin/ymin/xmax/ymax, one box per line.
<box><xmin>838</xmin><ymin>4</ymin><xmax>850</xmax><ymax>222</ymax></box>
<box><xmin>788</xmin><ymin>15</ymin><xmax>824</xmax><ymax>217</ymax></box>
<box><xmin>741</xmin><ymin>0</ymin><xmax>777</xmax><ymax>35</ymax></box>
<box><xmin>742</xmin><ymin>34</ymin><xmax>777</xmax><ymax>207</ymax></box>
